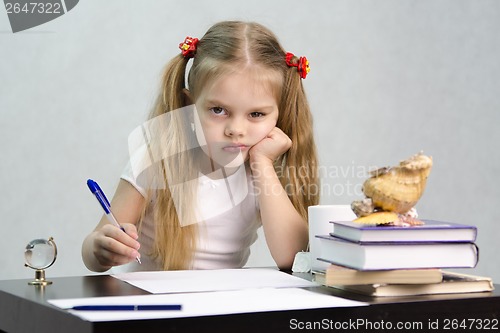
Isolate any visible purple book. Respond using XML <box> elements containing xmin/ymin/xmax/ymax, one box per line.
<box><xmin>316</xmin><ymin>234</ymin><xmax>479</xmax><ymax>270</ymax></box>
<box><xmin>330</xmin><ymin>219</ymin><xmax>477</xmax><ymax>244</ymax></box>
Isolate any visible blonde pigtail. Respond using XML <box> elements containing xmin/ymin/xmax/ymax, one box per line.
<box><xmin>277</xmin><ymin>67</ymin><xmax>319</xmax><ymax>221</ymax></box>
<box><xmin>143</xmin><ymin>53</ymin><xmax>198</xmax><ymax>270</ymax></box>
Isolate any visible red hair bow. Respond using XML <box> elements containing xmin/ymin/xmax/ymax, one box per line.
<box><xmin>285</xmin><ymin>52</ymin><xmax>310</xmax><ymax>79</ymax></box>
<box><xmin>179</xmin><ymin>36</ymin><xmax>199</xmax><ymax>58</ymax></box>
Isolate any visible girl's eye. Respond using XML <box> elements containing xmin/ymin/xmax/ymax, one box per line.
<box><xmin>250</xmin><ymin>112</ymin><xmax>264</xmax><ymax>118</ymax></box>
<box><xmin>209</xmin><ymin>107</ymin><xmax>227</xmax><ymax>116</ymax></box>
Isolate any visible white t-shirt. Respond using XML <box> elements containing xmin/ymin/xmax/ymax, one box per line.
<box><xmin>116</xmin><ymin>163</ymin><xmax>262</xmax><ymax>272</ymax></box>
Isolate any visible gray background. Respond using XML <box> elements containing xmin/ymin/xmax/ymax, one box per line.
<box><xmin>1</xmin><ymin>0</ymin><xmax>499</xmax><ymax>281</ymax></box>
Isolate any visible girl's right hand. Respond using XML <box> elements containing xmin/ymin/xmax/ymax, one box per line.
<box><xmin>82</xmin><ymin>179</ymin><xmax>145</xmax><ymax>272</ymax></box>
<box><xmin>91</xmin><ymin>223</ymin><xmax>141</xmax><ymax>268</ymax></box>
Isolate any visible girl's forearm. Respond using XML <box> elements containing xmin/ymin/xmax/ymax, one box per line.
<box><xmin>250</xmin><ymin>159</ymin><xmax>308</xmax><ymax>270</ymax></box>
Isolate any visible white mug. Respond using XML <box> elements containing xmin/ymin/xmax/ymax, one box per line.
<box><xmin>308</xmin><ymin>205</ymin><xmax>356</xmax><ymax>271</ymax></box>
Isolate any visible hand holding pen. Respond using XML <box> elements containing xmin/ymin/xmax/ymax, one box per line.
<box><xmin>87</xmin><ymin>179</ymin><xmax>141</xmax><ymax>264</ymax></box>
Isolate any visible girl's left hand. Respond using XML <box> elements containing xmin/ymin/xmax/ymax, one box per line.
<box><xmin>249</xmin><ymin>127</ymin><xmax>292</xmax><ymax>164</ymax></box>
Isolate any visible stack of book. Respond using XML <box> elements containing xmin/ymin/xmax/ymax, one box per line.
<box><xmin>313</xmin><ymin>219</ymin><xmax>494</xmax><ymax>296</ymax></box>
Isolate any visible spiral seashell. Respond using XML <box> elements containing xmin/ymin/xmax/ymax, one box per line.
<box><xmin>362</xmin><ymin>152</ymin><xmax>433</xmax><ymax>214</ymax></box>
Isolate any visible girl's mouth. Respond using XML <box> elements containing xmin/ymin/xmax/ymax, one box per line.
<box><xmin>223</xmin><ymin>144</ymin><xmax>249</xmax><ymax>153</ymax></box>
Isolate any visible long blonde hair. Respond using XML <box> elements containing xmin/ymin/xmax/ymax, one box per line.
<box><xmin>143</xmin><ymin>21</ymin><xmax>319</xmax><ymax>270</ymax></box>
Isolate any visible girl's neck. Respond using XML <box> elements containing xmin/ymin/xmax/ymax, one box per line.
<box><xmin>198</xmin><ymin>153</ymin><xmax>242</xmax><ymax>179</ymax></box>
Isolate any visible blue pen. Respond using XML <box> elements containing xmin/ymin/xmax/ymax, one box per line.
<box><xmin>87</xmin><ymin>179</ymin><xmax>141</xmax><ymax>264</ymax></box>
<box><xmin>71</xmin><ymin>304</ymin><xmax>182</xmax><ymax>311</ymax></box>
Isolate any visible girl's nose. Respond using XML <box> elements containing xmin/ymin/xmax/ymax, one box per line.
<box><xmin>225</xmin><ymin>119</ymin><xmax>245</xmax><ymax>137</ymax></box>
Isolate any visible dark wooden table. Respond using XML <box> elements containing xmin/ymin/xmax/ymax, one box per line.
<box><xmin>1</xmin><ymin>274</ymin><xmax>499</xmax><ymax>333</ymax></box>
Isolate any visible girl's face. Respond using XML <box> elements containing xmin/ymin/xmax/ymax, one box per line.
<box><xmin>194</xmin><ymin>69</ymin><xmax>279</xmax><ymax>171</ymax></box>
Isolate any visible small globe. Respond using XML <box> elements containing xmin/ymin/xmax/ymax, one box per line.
<box><xmin>24</xmin><ymin>238</ymin><xmax>57</xmax><ymax>270</ymax></box>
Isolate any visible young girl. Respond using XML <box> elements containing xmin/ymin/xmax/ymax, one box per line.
<box><xmin>82</xmin><ymin>21</ymin><xmax>319</xmax><ymax>272</ymax></box>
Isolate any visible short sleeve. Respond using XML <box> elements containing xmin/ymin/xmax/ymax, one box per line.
<box><xmin>120</xmin><ymin>162</ymin><xmax>147</xmax><ymax>198</ymax></box>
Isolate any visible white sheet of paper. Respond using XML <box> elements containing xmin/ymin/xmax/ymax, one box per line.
<box><xmin>112</xmin><ymin>268</ymin><xmax>318</xmax><ymax>294</ymax></box>
<box><xmin>48</xmin><ymin>287</ymin><xmax>368</xmax><ymax>322</ymax></box>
